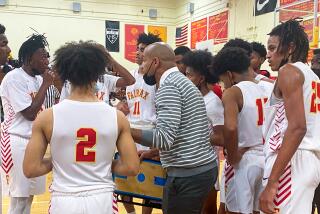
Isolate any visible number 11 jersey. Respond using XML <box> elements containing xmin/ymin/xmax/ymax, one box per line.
<box><xmin>126</xmin><ymin>69</ymin><xmax>156</xmax><ymax>127</ymax></box>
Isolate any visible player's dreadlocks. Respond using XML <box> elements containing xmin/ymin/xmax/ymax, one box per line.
<box><xmin>268</xmin><ymin>19</ymin><xmax>309</xmax><ymax>63</ymax></box>
<box><xmin>18</xmin><ymin>34</ymin><xmax>49</xmax><ymax>65</ymax></box>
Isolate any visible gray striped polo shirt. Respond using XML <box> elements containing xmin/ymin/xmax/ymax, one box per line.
<box><xmin>152</xmin><ymin>69</ymin><xmax>216</xmax><ymax>173</ymax></box>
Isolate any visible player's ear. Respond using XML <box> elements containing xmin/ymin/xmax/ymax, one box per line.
<box><xmin>154</xmin><ymin>57</ymin><xmax>160</xmax><ymax>69</ymax></box>
<box><xmin>200</xmin><ymin>74</ymin><xmax>205</xmax><ymax>84</ymax></box>
<box><xmin>227</xmin><ymin>70</ymin><xmax>233</xmax><ymax>79</ymax></box>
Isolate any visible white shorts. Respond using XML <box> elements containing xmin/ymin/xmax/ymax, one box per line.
<box><xmin>1</xmin><ymin>135</ymin><xmax>46</xmax><ymax>197</ymax></box>
<box><xmin>219</xmin><ymin>160</ymin><xmax>226</xmax><ymax>204</ymax></box>
<box><xmin>263</xmin><ymin>149</ymin><xmax>320</xmax><ymax>214</ymax></box>
<box><xmin>225</xmin><ymin>151</ymin><xmax>264</xmax><ymax>213</ymax></box>
<box><xmin>49</xmin><ymin>189</ymin><xmax>115</xmax><ymax>214</ymax></box>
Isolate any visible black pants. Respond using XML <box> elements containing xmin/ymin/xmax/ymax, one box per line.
<box><xmin>312</xmin><ymin>184</ymin><xmax>320</xmax><ymax>214</ymax></box>
<box><xmin>162</xmin><ymin>167</ymin><xmax>218</xmax><ymax>214</ymax></box>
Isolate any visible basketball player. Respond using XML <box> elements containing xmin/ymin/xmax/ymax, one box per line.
<box><xmin>216</xmin><ymin>38</ymin><xmax>273</xmax><ymax>214</ymax></box>
<box><xmin>251</xmin><ymin>41</ymin><xmax>272</xmax><ymax>79</ymax></box>
<box><xmin>211</xmin><ymin>47</ymin><xmax>270</xmax><ymax>214</ymax></box>
<box><xmin>59</xmin><ymin>45</ymin><xmax>135</xmax><ymax>103</ymax></box>
<box><xmin>183</xmin><ymin>50</ymin><xmax>224</xmax><ymax>214</ymax></box>
<box><xmin>224</xmin><ymin>38</ymin><xmax>273</xmax><ymax>83</ymax></box>
<box><xmin>23</xmin><ymin>41</ymin><xmax>140</xmax><ymax>214</ymax></box>
<box><xmin>0</xmin><ymin>24</ymin><xmax>10</xmax><ymax>74</ymax></box>
<box><xmin>118</xmin><ymin>32</ymin><xmax>161</xmax><ymax>214</ymax></box>
<box><xmin>173</xmin><ymin>46</ymin><xmax>190</xmax><ymax>75</ymax></box>
<box><xmin>259</xmin><ymin>20</ymin><xmax>320</xmax><ymax>214</ymax></box>
<box><xmin>311</xmin><ymin>48</ymin><xmax>320</xmax><ymax>214</ymax></box>
<box><xmin>0</xmin><ymin>34</ymin><xmax>53</xmax><ymax>214</ymax></box>
<box><xmin>311</xmin><ymin>48</ymin><xmax>320</xmax><ymax>78</ymax></box>
<box><xmin>0</xmin><ymin>22</ymin><xmax>11</xmax><ymax>214</ymax></box>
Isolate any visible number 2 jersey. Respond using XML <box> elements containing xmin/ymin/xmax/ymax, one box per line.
<box><xmin>50</xmin><ymin>100</ymin><xmax>118</xmax><ymax>193</ymax></box>
<box><xmin>263</xmin><ymin>62</ymin><xmax>320</xmax><ymax>159</ymax></box>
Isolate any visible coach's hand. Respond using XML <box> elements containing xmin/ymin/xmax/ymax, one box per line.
<box><xmin>259</xmin><ymin>181</ymin><xmax>278</xmax><ymax>214</ymax></box>
<box><xmin>138</xmin><ymin>149</ymin><xmax>160</xmax><ymax>161</ymax></box>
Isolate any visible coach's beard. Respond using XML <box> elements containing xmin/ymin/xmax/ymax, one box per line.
<box><xmin>143</xmin><ymin>60</ymin><xmax>156</xmax><ymax>86</ymax></box>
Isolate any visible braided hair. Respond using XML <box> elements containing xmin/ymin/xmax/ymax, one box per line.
<box><xmin>18</xmin><ymin>34</ymin><xmax>49</xmax><ymax>65</ymax></box>
<box><xmin>268</xmin><ymin>19</ymin><xmax>309</xmax><ymax>63</ymax></box>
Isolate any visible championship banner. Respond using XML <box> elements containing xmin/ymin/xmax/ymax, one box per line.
<box><xmin>191</xmin><ymin>18</ymin><xmax>208</xmax><ymax>49</ymax></box>
<box><xmin>279</xmin><ymin>0</ymin><xmax>320</xmax><ymax>22</ymax></box>
<box><xmin>254</xmin><ymin>0</ymin><xmax>277</xmax><ymax>16</ymax></box>
<box><xmin>125</xmin><ymin>24</ymin><xmax>144</xmax><ymax>63</ymax></box>
<box><xmin>208</xmin><ymin>11</ymin><xmax>228</xmax><ymax>44</ymax></box>
<box><xmin>148</xmin><ymin>25</ymin><xmax>167</xmax><ymax>42</ymax></box>
<box><xmin>105</xmin><ymin>20</ymin><xmax>120</xmax><ymax>52</ymax></box>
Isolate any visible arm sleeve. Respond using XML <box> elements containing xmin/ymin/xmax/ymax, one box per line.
<box><xmin>152</xmin><ymin>85</ymin><xmax>181</xmax><ymax>151</ymax></box>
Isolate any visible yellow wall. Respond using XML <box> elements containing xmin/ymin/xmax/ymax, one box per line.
<box><xmin>0</xmin><ymin>0</ymin><xmax>279</xmax><ymax>71</ymax></box>
<box><xmin>229</xmin><ymin>0</ymin><xmax>277</xmax><ymax>71</ymax></box>
<box><xmin>0</xmin><ymin>0</ymin><xmax>177</xmax><ymax>70</ymax></box>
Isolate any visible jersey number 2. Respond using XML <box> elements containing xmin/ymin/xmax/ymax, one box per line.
<box><xmin>310</xmin><ymin>81</ymin><xmax>320</xmax><ymax>113</ymax></box>
<box><xmin>76</xmin><ymin>128</ymin><xmax>96</xmax><ymax>162</ymax></box>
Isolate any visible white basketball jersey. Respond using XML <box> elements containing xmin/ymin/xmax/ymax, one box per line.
<box><xmin>264</xmin><ymin>62</ymin><xmax>320</xmax><ymax>158</ymax></box>
<box><xmin>0</xmin><ymin>68</ymin><xmax>44</xmax><ymax>138</ymax></box>
<box><xmin>235</xmin><ymin>81</ymin><xmax>269</xmax><ymax>149</ymax></box>
<box><xmin>126</xmin><ymin>69</ymin><xmax>156</xmax><ymax>127</ymax></box>
<box><xmin>50</xmin><ymin>100</ymin><xmax>118</xmax><ymax>193</ymax></box>
<box><xmin>258</xmin><ymin>79</ymin><xmax>274</xmax><ymax>98</ymax></box>
<box><xmin>204</xmin><ymin>91</ymin><xmax>224</xmax><ymax>132</ymax></box>
<box><xmin>59</xmin><ymin>74</ymin><xmax>119</xmax><ymax>103</ymax></box>
<box><xmin>255</xmin><ymin>74</ymin><xmax>266</xmax><ymax>81</ymax></box>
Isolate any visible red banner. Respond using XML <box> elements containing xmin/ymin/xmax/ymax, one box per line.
<box><xmin>191</xmin><ymin>18</ymin><xmax>207</xmax><ymax>49</ymax></box>
<box><xmin>302</xmin><ymin>18</ymin><xmax>314</xmax><ymax>42</ymax></box>
<box><xmin>208</xmin><ymin>11</ymin><xmax>228</xmax><ymax>44</ymax></box>
<box><xmin>125</xmin><ymin>24</ymin><xmax>145</xmax><ymax>63</ymax></box>
<box><xmin>302</xmin><ymin>18</ymin><xmax>319</xmax><ymax>61</ymax></box>
<box><xmin>279</xmin><ymin>0</ymin><xmax>320</xmax><ymax>22</ymax></box>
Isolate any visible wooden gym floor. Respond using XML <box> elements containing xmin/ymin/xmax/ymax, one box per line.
<box><xmin>1</xmin><ymin>162</ymin><xmax>318</xmax><ymax>214</ymax></box>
